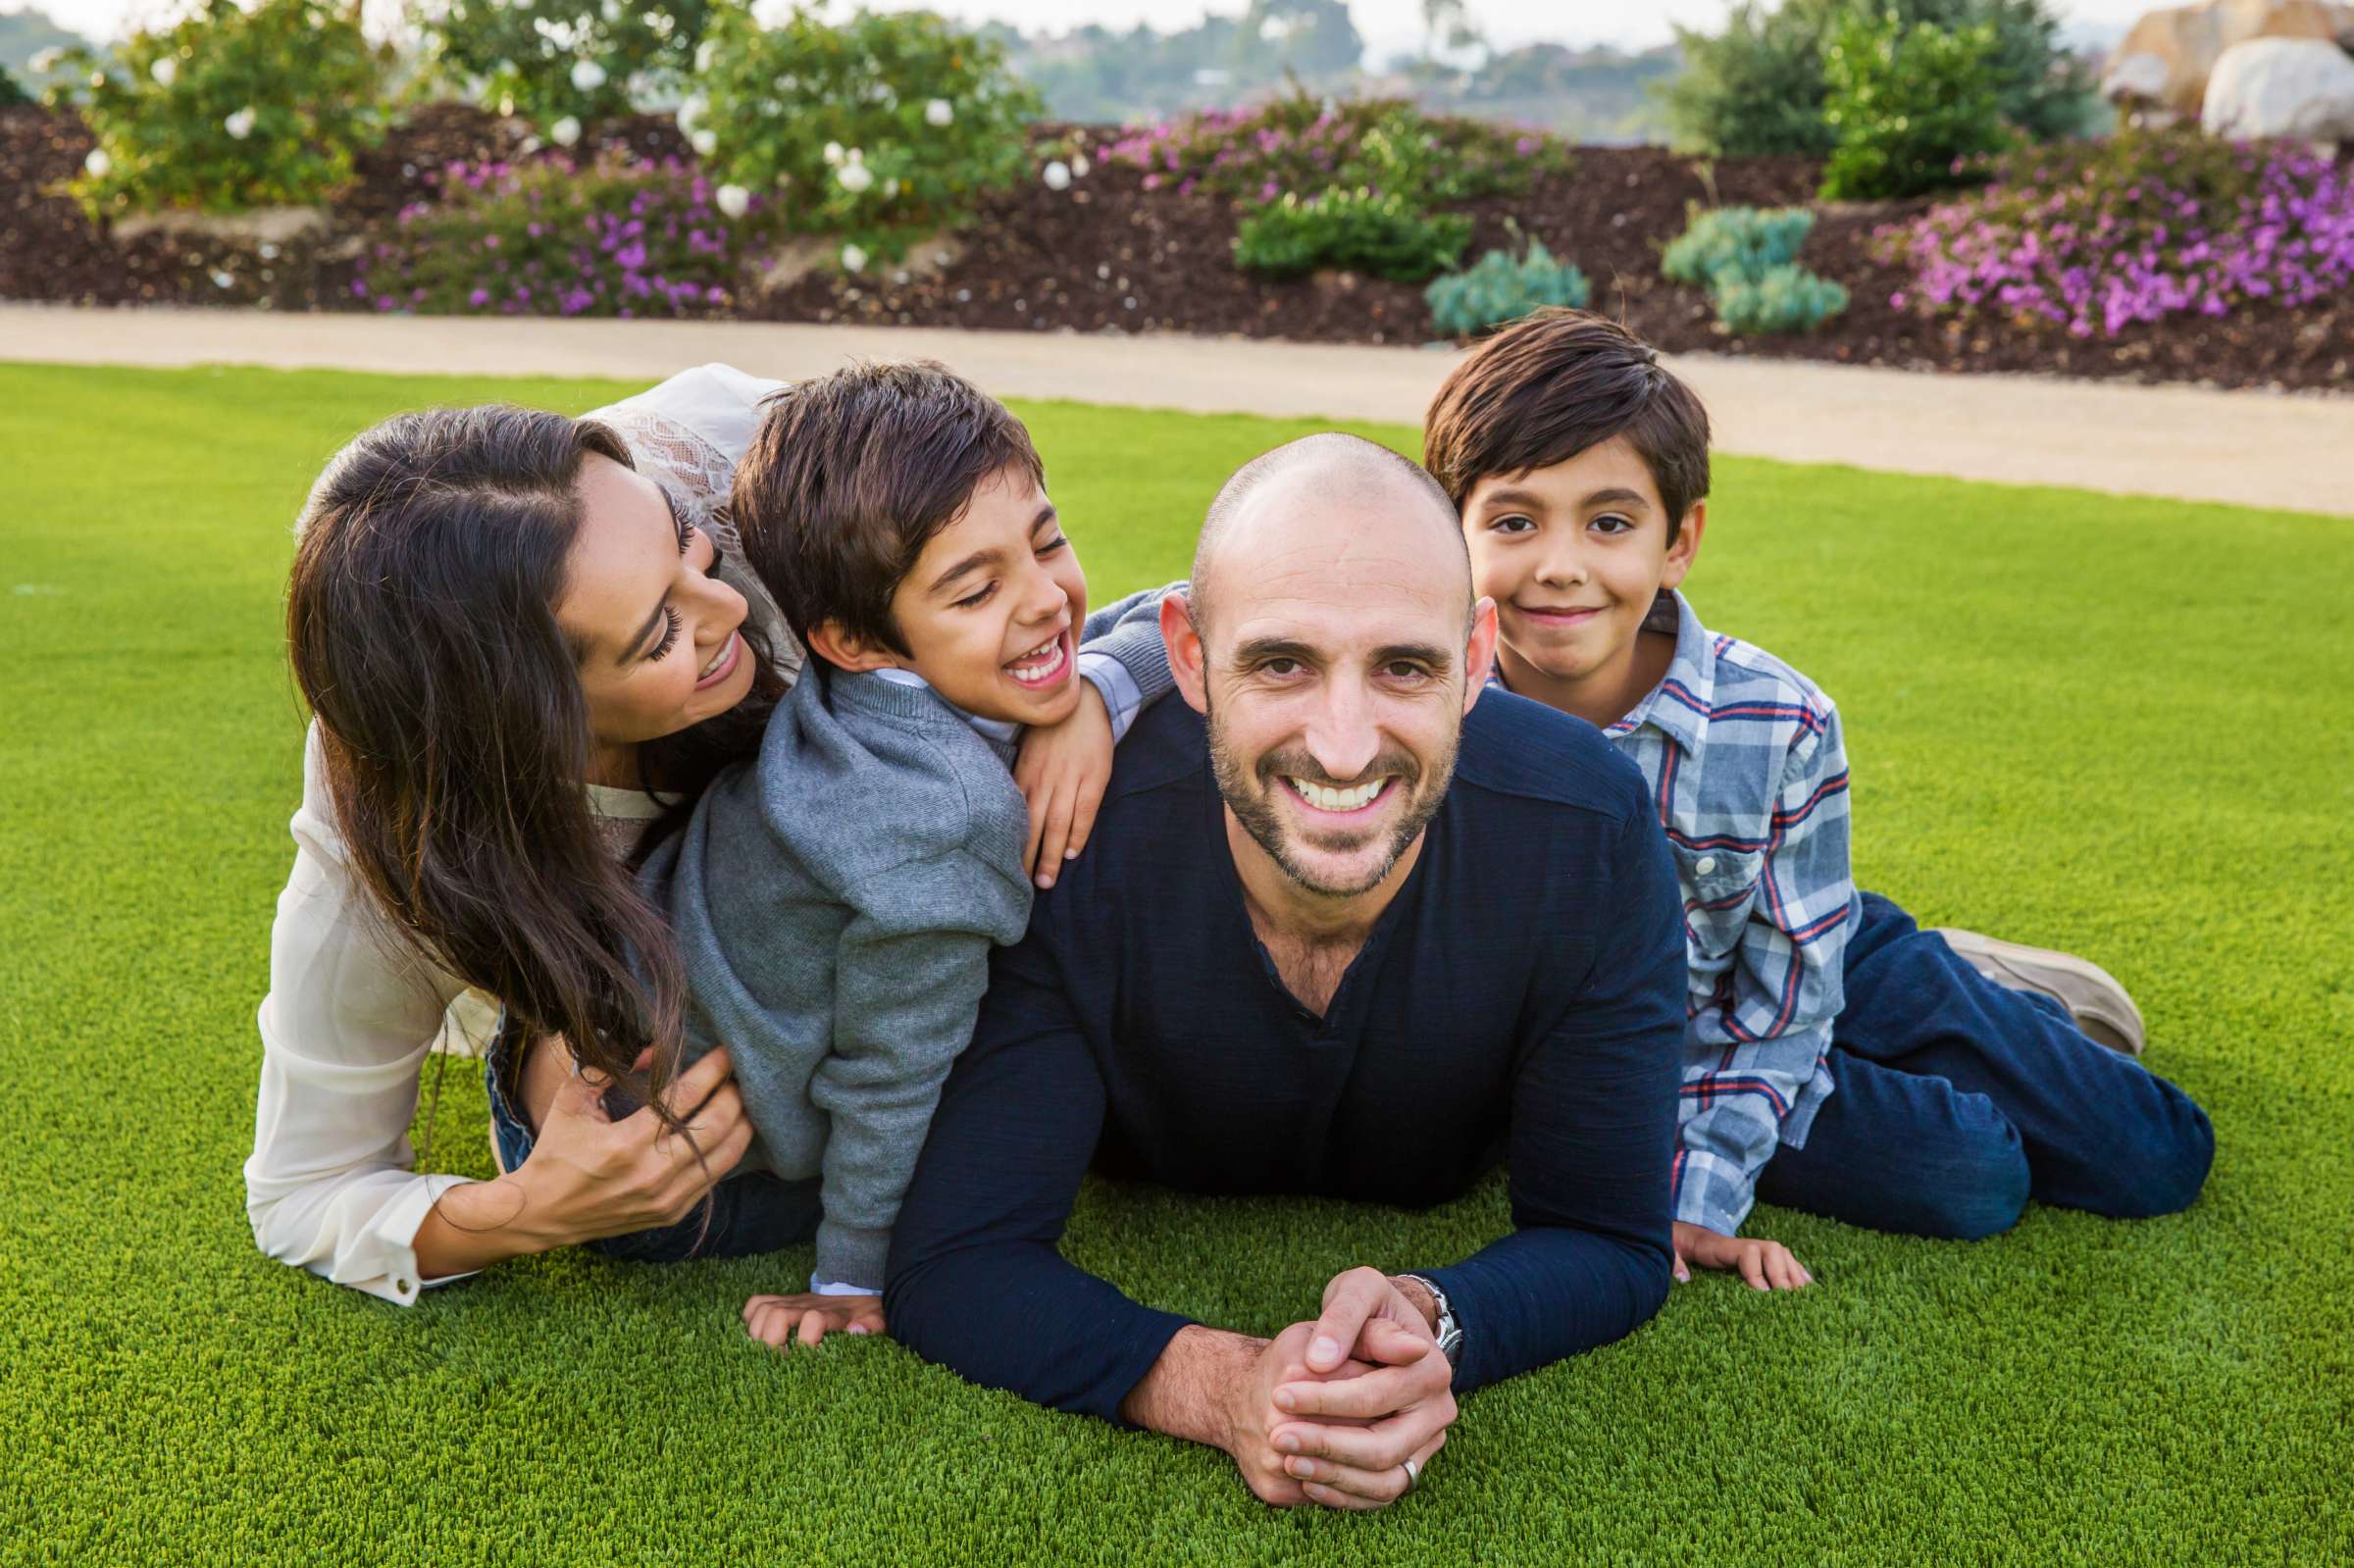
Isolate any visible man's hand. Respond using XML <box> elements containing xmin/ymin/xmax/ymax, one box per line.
<box><xmin>742</xmin><ymin>1290</ymin><xmax>888</xmax><ymax>1350</ymax></box>
<box><xmin>1011</xmin><ymin>679</ymin><xmax>1114</xmax><ymax>889</ymax></box>
<box><xmin>1672</xmin><ymin>1220</ymin><xmax>1813</xmax><ymax>1290</ymax></box>
<box><xmin>1253</xmin><ymin>1266</ymin><xmax>1457</xmax><ymax>1510</ymax></box>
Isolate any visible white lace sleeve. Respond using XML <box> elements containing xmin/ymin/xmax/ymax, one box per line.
<box><xmin>584</xmin><ymin>365</ymin><xmax>805</xmax><ymax>685</ymax></box>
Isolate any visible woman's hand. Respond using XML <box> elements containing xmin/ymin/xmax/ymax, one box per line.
<box><xmin>1012</xmin><ymin>679</ymin><xmax>1115</xmax><ymax>889</ymax></box>
<box><xmin>1671</xmin><ymin>1220</ymin><xmax>1814</xmax><ymax>1290</ymax></box>
<box><xmin>513</xmin><ymin>1045</ymin><xmax>754</xmax><ymax>1247</ymax></box>
<box><xmin>742</xmin><ymin>1290</ymin><xmax>888</xmax><ymax>1351</ymax></box>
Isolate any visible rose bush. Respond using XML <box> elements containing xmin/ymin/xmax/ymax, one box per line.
<box><xmin>690</xmin><ymin>4</ymin><xmax>1039</xmax><ymax>268</ymax></box>
<box><xmin>419</xmin><ymin>0</ymin><xmax>715</xmax><ymax>136</ymax></box>
<box><xmin>43</xmin><ymin>0</ymin><xmax>385</xmax><ymax>217</ymax></box>
<box><xmin>350</xmin><ymin>151</ymin><xmax>760</xmax><ymax>318</ymax></box>
<box><xmin>1880</xmin><ymin>129</ymin><xmax>2354</xmax><ymax>338</ymax></box>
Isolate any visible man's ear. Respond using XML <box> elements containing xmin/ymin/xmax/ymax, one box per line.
<box><xmin>1160</xmin><ymin>592</ymin><xmax>1209</xmax><ymax>715</ymax></box>
<box><xmin>1461</xmin><ymin>595</ymin><xmax>1500</xmax><ymax>715</ymax></box>
<box><xmin>1660</xmin><ymin>501</ymin><xmax>1707</xmax><ymax>592</ymax></box>
<box><xmin>804</xmin><ymin>619</ymin><xmax>901</xmax><ymax>675</ymax></box>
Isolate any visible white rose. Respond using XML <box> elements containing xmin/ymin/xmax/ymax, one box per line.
<box><xmin>571</xmin><ymin>60</ymin><xmax>606</xmax><ymax>92</ymax></box>
<box><xmin>845</xmin><ymin>146</ymin><xmax>863</xmax><ymax>165</ymax></box>
<box><xmin>225</xmin><ymin>106</ymin><xmax>257</xmax><ymax>140</ymax></box>
<box><xmin>883</xmin><ymin>177</ymin><xmax>899</xmax><ymax>198</ymax></box>
<box><xmin>1072</xmin><ymin>154</ymin><xmax>1091</xmax><ymax>178</ymax></box>
<box><xmin>925</xmin><ymin>98</ymin><xmax>952</xmax><ymax>127</ymax></box>
<box><xmin>691</xmin><ymin>127</ymin><xmax>717</xmax><ymax>156</ymax></box>
<box><xmin>675</xmin><ymin>92</ymin><xmax>706</xmax><ymax>132</ymax></box>
<box><xmin>550</xmin><ymin>115</ymin><xmax>581</xmax><ymax>147</ymax></box>
<box><xmin>694</xmin><ymin>39</ymin><xmax>716</xmax><ymax>75</ymax></box>
<box><xmin>601</xmin><ymin>0</ymin><xmax>620</xmax><ymax>22</ymax></box>
<box><xmin>1042</xmin><ymin>160</ymin><xmax>1071</xmax><ymax>191</ymax></box>
<box><xmin>822</xmin><ymin>140</ymin><xmax>844</xmax><ymax>166</ymax></box>
<box><xmin>83</xmin><ymin>147</ymin><xmax>112</xmax><ymax>178</ymax></box>
<box><xmin>150</xmin><ymin>58</ymin><xmax>177</xmax><ymax>87</ymax></box>
<box><xmin>836</xmin><ymin>161</ymin><xmax>873</xmax><ymax>194</ymax></box>
<box><xmin>715</xmin><ymin>183</ymin><xmax>750</xmax><ymax>219</ymax></box>
<box><xmin>840</xmin><ymin>242</ymin><xmax>868</xmax><ymax>273</ymax></box>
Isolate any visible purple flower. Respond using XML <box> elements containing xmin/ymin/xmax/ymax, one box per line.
<box><xmin>469</xmin><ymin>287</ymin><xmax>489</xmax><ymax>307</ymax></box>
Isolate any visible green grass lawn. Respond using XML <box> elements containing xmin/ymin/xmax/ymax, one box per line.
<box><xmin>2</xmin><ymin>362</ymin><xmax>2346</xmax><ymax>1566</ymax></box>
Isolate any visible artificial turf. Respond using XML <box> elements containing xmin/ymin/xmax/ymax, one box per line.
<box><xmin>1</xmin><ymin>361</ymin><xmax>2344</xmax><ymax>1567</ymax></box>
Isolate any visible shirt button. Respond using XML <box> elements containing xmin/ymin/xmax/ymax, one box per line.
<box><xmin>395</xmin><ymin>1278</ymin><xmax>415</xmax><ymax>1295</ymax></box>
<box><xmin>1695</xmin><ymin>856</ymin><xmax>1717</xmax><ymax>876</ymax></box>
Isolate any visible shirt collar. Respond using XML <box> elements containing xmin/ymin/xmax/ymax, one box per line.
<box><xmin>1482</xmin><ymin>589</ymin><xmax>1716</xmax><ymax>757</ymax></box>
<box><xmin>872</xmin><ymin>665</ymin><xmax>1024</xmax><ymax>746</ymax></box>
<box><xmin>1608</xmin><ymin>589</ymin><xmax>1716</xmax><ymax>757</ymax></box>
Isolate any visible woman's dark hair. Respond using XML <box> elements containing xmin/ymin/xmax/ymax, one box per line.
<box><xmin>286</xmin><ymin>404</ymin><xmax>780</xmax><ymax>1144</ymax></box>
<box><xmin>1422</xmin><ymin>308</ymin><xmax>1712</xmax><ymax>539</ymax></box>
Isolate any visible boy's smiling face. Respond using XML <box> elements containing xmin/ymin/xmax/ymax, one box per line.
<box><xmin>817</xmin><ymin>462</ymin><xmax>1091</xmax><ymax>727</ymax></box>
<box><xmin>1461</xmin><ymin>434</ymin><xmax>1704</xmax><ymax>724</ymax></box>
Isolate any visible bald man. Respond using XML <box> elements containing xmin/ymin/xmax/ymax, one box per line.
<box><xmin>885</xmin><ymin>435</ymin><xmax>1685</xmax><ymax>1511</ymax></box>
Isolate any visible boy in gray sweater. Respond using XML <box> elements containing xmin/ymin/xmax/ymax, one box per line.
<box><xmin>637</xmin><ymin>361</ymin><xmax>1177</xmax><ymax>1343</ymax></box>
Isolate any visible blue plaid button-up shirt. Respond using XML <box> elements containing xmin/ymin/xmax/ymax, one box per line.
<box><xmin>1491</xmin><ymin>590</ymin><xmax>1856</xmax><ymax>1235</ymax></box>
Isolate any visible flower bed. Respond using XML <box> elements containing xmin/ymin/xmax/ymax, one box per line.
<box><xmin>3</xmin><ymin>101</ymin><xmax>2347</xmax><ymax>393</ymax></box>
<box><xmin>1882</xmin><ymin>131</ymin><xmax>2354</xmax><ymax>340</ymax></box>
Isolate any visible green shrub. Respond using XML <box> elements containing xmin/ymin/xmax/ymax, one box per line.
<box><xmin>1664</xmin><ymin>0</ymin><xmax>2096</xmax><ymax>159</ymax></box>
<box><xmin>1233</xmin><ymin>188</ymin><xmax>1471</xmax><ymax>282</ymax></box>
<box><xmin>420</xmin><ymin>0</ymin><xmax>715</xmax><ymax>137</ymax></box>
<box><xmin>691</xmin><ymin>4</ymin><xmax>1039</xmax><ymax>266</ymax></box>
<box><xmin>1713</xmin><ymin>263</ymin><xmax>1850</xmax><ymax>333</ymax></box>
<box><xmin>1661</xmin><ymin>205</ymin><xmax>1817</xmax><ymax>288</ymax></box>
<box><xmin>1424</xmin><ymin>240</ymin><xmax>1592</xmax><ymax>335</ymax></box>
<box><xmin>0</xmin><ymin>65</ymin><xmax>28</xmax><ymax>109</ymax></box>
<box><xmin>43</xmin><ymin>0</ymin><xmax>385</xmax><ymax>218</ymax></box>
<box><xmin>1819</xmin><ymin>10</ymin><xmax>2008</xmax><ymax>200</ymax></box>
<box><xmin>1662</xmin><ymin>204</ymin><xmax>1846</xmax><ymax>335</ymax></box>
<box><xmin>350</xmin><ymin>151</ymin><xmax>758</xmax><ymax>318</ymax></box>
<box><xmin>1107</xmin><ymin>89</ymin><xmax>1569</xmax><ymax>208</ymax></box>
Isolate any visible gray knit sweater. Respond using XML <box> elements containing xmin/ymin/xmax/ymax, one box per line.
<box><xmin>640</xmin><ymin>587</ymin><xmax>1175</xmax><ymax>1288</ymax></box>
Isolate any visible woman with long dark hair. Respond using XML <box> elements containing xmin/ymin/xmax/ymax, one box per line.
<box><xmin>247</xmin><ymin>365</ymin><xmax>811</xmax><ymax>1301</ymax></box>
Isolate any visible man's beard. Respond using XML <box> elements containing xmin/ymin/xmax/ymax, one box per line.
<box><xmin>1204</xmin><ymin>692</ymin><xmax>1457</xmax><ymax>899</ymax></box>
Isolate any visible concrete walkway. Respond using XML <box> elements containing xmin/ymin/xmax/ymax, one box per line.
<box><xmin>6</xmin><ymin>302</ymin><xmax>2349</xmax><ymax>516</ymax></box>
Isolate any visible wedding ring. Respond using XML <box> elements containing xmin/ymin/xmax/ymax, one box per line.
<box><xmin>1401</xmin><ymin>1456</ymin><xmax>1421</xmax><ymax>1493</ymax></box>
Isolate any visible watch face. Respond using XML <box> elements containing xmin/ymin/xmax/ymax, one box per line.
<box><xmin>1437</xmin><ymin>1327</ymin><xmax>1464</xmax><ymax>1367</ymax></box>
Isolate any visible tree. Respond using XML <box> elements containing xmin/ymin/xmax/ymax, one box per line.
<box><xmin>1663</xmin><ymin>0</ymin><xmax>2099</xmax><ymax>158</ymax></box>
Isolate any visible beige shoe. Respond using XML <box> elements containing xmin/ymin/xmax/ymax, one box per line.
<box><xmin>1930</xmin><ymin>928</ymin><xmax>2147</xmax><ymax>1056</ymax></box>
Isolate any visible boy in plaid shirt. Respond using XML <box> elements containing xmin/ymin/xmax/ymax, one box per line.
<box><xmin>1423</xmin><ymin>311</ymin><xmax>2213</xmax><ymax>1288</ymax></box>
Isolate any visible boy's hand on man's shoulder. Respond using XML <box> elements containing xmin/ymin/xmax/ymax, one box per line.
<box><xmin>1013</xmin><ymin>680</ymin><xmax>1115</xmax><ymax>889</ymax></box>
<box><xmin>1671</xmin><ymin>1221</ymin><xmax>1814</xmax><ymax>1291</ymax></box>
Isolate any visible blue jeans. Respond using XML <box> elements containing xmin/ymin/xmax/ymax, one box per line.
<box><xmin>1753</xmin><ymin>892</ymin><xmax>2215</xmax><ymax>1239</ymax></box>
<box><xmin>486</xmin><ymin>1026</ymin><xmax>821</xmax><ymax>1263</ymax></box>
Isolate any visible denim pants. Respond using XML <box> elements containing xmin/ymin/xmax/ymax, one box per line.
<box><xmin>1753</xmin><ymin>892</ymin><xmax>2216</xmax><ymax>1239</ymax></box>
<box><xmin>486</xmin><ymin>1024</ymin><xmax>821</xmax><ymax>1263</ymax></box>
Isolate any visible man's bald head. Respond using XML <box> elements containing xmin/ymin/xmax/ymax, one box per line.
<box><xmin>1189</xmin><ymin>433</ymin><xmax>1470</xmax><ymax>636</ymax></box>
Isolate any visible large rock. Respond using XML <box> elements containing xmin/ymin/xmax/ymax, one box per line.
<box><xmin>2203</xmin><ymin>36</ymin><xmax>2354</xmax><ymax>136</ymax></box>
<box><xmin>2102</xmin><ymin>0</ymin><xmax>2354</xmax><ymax>121</ymax></box>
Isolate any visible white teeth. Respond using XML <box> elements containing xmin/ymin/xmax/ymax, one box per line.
<box><xmin>697</xmin><ymin>632</ymin><xmax>735</xmax><ymax>680</ymax></box>
<box><xmin>1007</xmin><ymin>633</ymin><xmax>1067</xmax><ymax>683</ymax></box>
<box><xmin>1286</xmin><ymin>777</ymin><xmax>1385</xmax><ymax>812</ymax></box>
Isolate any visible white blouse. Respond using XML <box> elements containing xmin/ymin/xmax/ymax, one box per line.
<box><xmin>244</xmin><ymin>364</ymin><xmax>791</xmax><ymax>1304</ymax></box>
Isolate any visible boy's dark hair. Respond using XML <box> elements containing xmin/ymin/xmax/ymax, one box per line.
<box><xmin>1422</xmin><ymin>309</ymin><xmax>1711</xmax><ymax>540</ymax></box>
<box><xmin>733</xmin><ymin>359</ymin><xmax>1046</xmax><ymax>658</ymax></box>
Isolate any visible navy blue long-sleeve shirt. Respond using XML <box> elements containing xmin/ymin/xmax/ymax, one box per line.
<box><xmin>884</xmin><ymin>687</ymin><xmax>1685</xmax><ymax>1424</ymax></box>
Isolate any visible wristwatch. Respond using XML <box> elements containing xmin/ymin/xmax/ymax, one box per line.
<box><xmin>1400</xmin><ymin>1274</ymin><xmax>1463</xmax><ymax>1369</ymax></box>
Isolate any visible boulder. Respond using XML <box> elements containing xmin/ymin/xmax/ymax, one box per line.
<box><xmin>2102</xmin><ymin>0</ymin><xmax>2354</xmax><ymax>121</ymax></box>
<box><xmin>2203</xmin><ymin>35</ymin><xmax>2354</xmax><ymax>137</ymax></box>
<box><xmin>111</xmin><ymin>204</ymin><xmax>332</xmax><ymax>245</ymax></box>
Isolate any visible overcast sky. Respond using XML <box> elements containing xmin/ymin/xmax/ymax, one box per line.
<box><xmin>18</xmin><ymin>0</ymin><xmax>2156</xmax><ymax>54</ymax></box>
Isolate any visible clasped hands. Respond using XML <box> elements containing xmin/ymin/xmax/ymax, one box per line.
<box><xmin>1221</xmin><ymin>1266</ymin><xmax>1458</xmax><ymax>1512</ymax></box>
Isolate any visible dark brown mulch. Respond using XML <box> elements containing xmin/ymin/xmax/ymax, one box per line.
<box><xmin>5</xmin><ymin>102</ymin><xmax>2347</xmax><ymax>393</ymax></box>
